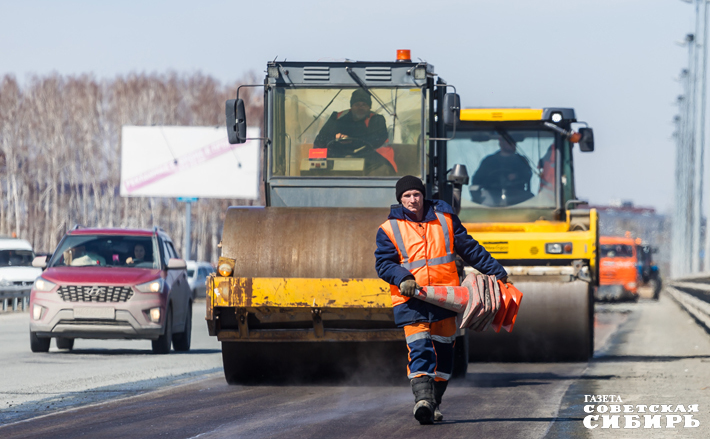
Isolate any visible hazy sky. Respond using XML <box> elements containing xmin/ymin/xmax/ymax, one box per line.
<box><xmin>0</xmin><ymin>0</ymin><xmax>696</xmax><ymax>212</ymax></box>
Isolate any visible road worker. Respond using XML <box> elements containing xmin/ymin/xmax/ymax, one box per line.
<box><xmin>375</xmin><ymin>175</ymin><xmax>509</xmax><ymax>424</ymax></box>
<box><xmin>469</xmin><ymin>134</ymin><xmax>533</xmax><ymax>206</ymax></box>
<box><xmin>313</xmin><ymin>89</ymin><xmax>394</xmax><ymax>175</ymax></box>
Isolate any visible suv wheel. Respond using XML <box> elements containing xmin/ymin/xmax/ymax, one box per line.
<box><xmin>173</xmin><ymin>303</ymin><xmax>192</xmax><ymax>352</ymax></box>
<box><xmin>56</xmin><ymin>337</ymin><xmax>74</xmax><ymax>351</ymax></box>
<box><xmin>151</xmin><ymin>307</ymin><xmax>172</xmax><ymax>354</ymax></box>
<box><xmin>30</xmin><ymin>331</ymin><xmax>50</xmax><ymax>353</ymax></box>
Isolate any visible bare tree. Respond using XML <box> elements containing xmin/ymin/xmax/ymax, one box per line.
<box><xmin>0</xmin><ymin>71</ymin><xmax>263</xmax><ymax>263</ymax></box>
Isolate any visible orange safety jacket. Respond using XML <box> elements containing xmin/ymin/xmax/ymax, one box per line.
<box><xmin>379</xmin><ymin>212</ymin><xmax>460</xmax><ymax>306</ymax></box>
<box><xmin>336</xmin><ymin>110</ymin><xmax>397</xmax><ymax>171</ymax></box>
<box><xmin>539</xmin><ymin>146</ymin><xmax>555</xmax><ymax>192</ymax></box>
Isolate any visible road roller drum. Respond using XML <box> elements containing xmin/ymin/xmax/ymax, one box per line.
<box><xmin>468</xmin><ymin>280</ymin><xmax>593</xmax><ymax>362</ymax></box>
<box><xmin>221</xmin><ymin>207</ymin><xmax>389</xmax><ymax>279</ymax></box>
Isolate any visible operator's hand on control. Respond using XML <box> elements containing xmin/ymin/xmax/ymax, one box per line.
<box><xmin>336</xmin><ymin>133</ymin><xmax>349</xmax><ymax>140</ymax></box>
<box><xmin>399</xmin><ymin>278</ymin><xmax>422</xmax><ymax>297</ymax></box>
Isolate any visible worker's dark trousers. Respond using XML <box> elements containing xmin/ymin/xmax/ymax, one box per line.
<box><xmin>403</xmin><ymin>316</ymin><xmax>456</xmax><ymax>381</ymax></box>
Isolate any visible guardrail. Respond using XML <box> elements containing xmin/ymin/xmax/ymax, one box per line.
<box><xmin>667</xmin><ymin>276</ymin><xmax>710</xmax><ymax>333</ymax></box>
<box><xmin>0</xmin><ymin>287</ymin><xmax>30</xmax><ymax>313</ymax></box>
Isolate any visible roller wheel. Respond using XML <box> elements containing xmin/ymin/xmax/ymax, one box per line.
<box><xmin>30</xmin><ymin>331</ymin><xmax>50</xmax><ymax>353</ymax></box>
<box><xmin>56</xmin><ymin>337</ymin><xmax>74</xmax><ymax>351</ymax></box>
<box><xmin>222</xmin><ymin>342</ymin><xmax>270</xmax><ymax>384</ymax></box>
<box><xmin>650</xmin><ymin>279</ymin><xmax>661</xmax><ymax>300</ymax></box>
<box><xmin>222</xmin><ymin>341</ymin><xmax>407</xmax><ymax>384</ymax></box>
<box><xmin>152</xmin><ymin>307</ymin><xmax>172</xmax><ymax>354</ymax></box>
<box><xmin>468</xmin><ymin>280</ymin><xmax>593</xmax><ymax>362</ymax></box>
<box><xmin>173</xmin><ymin>303</ymin><xmax>192</xmax><ymax>352</ymax></box>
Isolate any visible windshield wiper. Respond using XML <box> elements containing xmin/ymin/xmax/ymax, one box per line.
<box><xmin>298</xmin><ymin>89</ymin><xmax>344</xmax><ymax>140</ymax></box>
<box><xmin>494</xmin><ymin>128</ymin><xmax>542</xmax><ymax>178</ymax></box>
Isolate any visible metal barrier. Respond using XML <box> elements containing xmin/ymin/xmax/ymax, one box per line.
<box><xmin>0</xmin><ymin>287</ymin><xmax>30</xmax><ymax>313</ymax></box>
<box><xmin>667</xmin><ymin>275</ymin><xmax>710</xmax><ymax>333</ymax></box>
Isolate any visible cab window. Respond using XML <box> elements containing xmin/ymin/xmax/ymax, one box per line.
<box><xmin>271</xmin><ymin>87</ymin><xmax>424</xmax><ymax>177</ymax></box>
<box><xmin>600</xmin><ymin>244</ymin><xmax>634</xmax><ymax>258</ymax></box>
<box><xmin>447</xmin><ymin>129</ymin><xmax>557</xmax><ymax>209</ymax></box>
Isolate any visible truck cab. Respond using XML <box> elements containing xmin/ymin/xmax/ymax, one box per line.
<box><xmin>597</xmin><ymin>235</ymin><xmax>640</xmax><ymax>301</ymax></box>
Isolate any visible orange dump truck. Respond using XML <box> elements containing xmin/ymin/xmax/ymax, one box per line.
<box><xmin>596</xmin><ymin>236</ymin><xmax>639</xmax><ymax>301</ymax></box>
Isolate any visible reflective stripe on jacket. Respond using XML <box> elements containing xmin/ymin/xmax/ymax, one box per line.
<box><xmin>379</xmin><ymin>210</ymin><xmax>460</xmax><ymax>306</ymax></box>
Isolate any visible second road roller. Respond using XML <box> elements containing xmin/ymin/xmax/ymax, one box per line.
<box><xmin>452</xmin><ymin>108</ymin><xmax>598</xmax><ymax>361</ymax></box>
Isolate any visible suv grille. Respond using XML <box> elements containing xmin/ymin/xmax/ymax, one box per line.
<box><xmin>58</xmin><ymin>285</ymin><xmax>134</xmax><ymax>302</ymax></box>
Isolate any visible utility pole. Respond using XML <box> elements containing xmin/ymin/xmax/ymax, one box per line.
<box><xmin>673</xmin><ymin>0</ymin><xmax>710</xmax><ymax>276</ymax></box>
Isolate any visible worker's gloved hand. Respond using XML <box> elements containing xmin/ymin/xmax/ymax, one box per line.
<box><xmin>399</xmin><ymin>279</ymin><xmax>422</xmax><ymax>297</ymax></box>
<box><xmin>501</xmin><ymin>276</ymin><xmax>513</xmax><ymax>285</ymax></box>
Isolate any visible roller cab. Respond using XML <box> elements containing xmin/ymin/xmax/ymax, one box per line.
<box><xmin>443</xmin><ymin>108</ymin><xmax>598</xmax><ymax>361</ymax></box>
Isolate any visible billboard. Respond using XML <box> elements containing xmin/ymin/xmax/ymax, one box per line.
<box><xmin>120</xmin><ymin>126</ymin><xmax>260</xmax><ymax>199</ymax></box>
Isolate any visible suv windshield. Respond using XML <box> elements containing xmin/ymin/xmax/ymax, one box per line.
<box><xmin>447</xmin><ymin>129</ymin><xmax>557</xmax><ymax>209</ymax></box>
<box><xmin>0</xmin><ymin>250</ymin><xmax>34</xmax><ymax>267</ymax></box>
<box><xmin>49</xmin><ymin>235</ymin><xmax>159</xmax><ymax>269</ymax></box>
<box><xmin>600</xmin><ymin>244</ymin><xmax>634</xmax><ymax>258</ymax></box>
<box><xmin>272</xmin><ymin>87</ymin><xmax>424</xmax><ymax>177</ymax></box>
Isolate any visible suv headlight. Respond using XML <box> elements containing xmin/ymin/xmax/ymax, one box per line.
<box><xmin>135</xmin><ymin>278</ymin><xmax>164</xmax><ymax>293</ymax></box>
<box><xmin>34</xmin><ymin>277</ymin><xmax>57</xmax><ymax>292</ymax></box>
<box><xmin>0</xmin><ymin>278</ymin><xmax>11</xmax><ymax>287</ymax></box>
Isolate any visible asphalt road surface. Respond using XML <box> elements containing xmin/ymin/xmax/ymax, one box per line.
<box><xmin>2</xmin><ymin>294</ymin><xmax>710</xmax><ymax>438</ymax></box>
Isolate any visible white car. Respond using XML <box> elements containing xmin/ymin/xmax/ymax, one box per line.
<box><xmin>186</xmin><ymin>261</ymin><xmax>213</xmax><ymax>299</ymax></box>
<box><xmin>0</xmin><ymin>238</ymin><xmax>42</xmax><ymax>305</ymax></box>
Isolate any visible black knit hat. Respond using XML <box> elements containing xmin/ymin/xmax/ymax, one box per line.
<box><xmin>396</xmin><ymin>175</ymin><xmax>426</xmax><ymax>202</ymax></box>
<box><xmin>350</xmin><ymin>89</ymin><xmax>372</xmax><ymax>107</ymax></box>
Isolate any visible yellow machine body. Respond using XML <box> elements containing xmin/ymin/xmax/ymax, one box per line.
<box><xmin>455</xmin><ymin>107</ymin><xmax>598</xmax><ymax>361</ymax></box>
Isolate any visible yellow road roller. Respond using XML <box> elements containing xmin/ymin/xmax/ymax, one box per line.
<box><xmin>208</xmin><ymin>51</ymin><xmax>473</xmax><ymax>383</ymax></box>
<box><xmin>450</xmin><ymin>108</ymin><xmax>598</xmax><ymax>361</ymax></box>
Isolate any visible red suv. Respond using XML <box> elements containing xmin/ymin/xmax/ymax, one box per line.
<box><xmin>29</xmin><ymin>227</ymin><xmax>192</xmax><ymax>354</ymax></box>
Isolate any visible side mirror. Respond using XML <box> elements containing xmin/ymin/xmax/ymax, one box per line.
<box><xmin>225</xmin><ymin>99</ymin><xmax>247</xmax><ymax>144</ymax></box>
<box><xmin>578</xmin><ymin>127</ymin><xmax>594</xmax><ymax>152</ymax></box>
<box><xmin>442</xmin><ymin>93</ymin><xmax>460</xmax><ymax>126</ymax></box>
<box><xmin>32</xmin><ymin>256</ymin><xmax>47</xmax><ymax>269</ymax></box>
<box><xmin>167</xmin><ymin>258</ymin><xmax>187</xmax><ymax>270</ymax></box>
<box><xmin>447</xmin><ymin>164</ymin><xmax>469</xmax><ymax>186</ymax></box>
<box><xmin>447</xmin><ymin>164</ymin><xmax>469</xmax><ymax>215</ymax></box>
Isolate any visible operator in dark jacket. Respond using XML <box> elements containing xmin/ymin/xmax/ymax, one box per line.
<box><xmin>470</xmin><ymin>136</ymin><xmax>533</xmax><ymax>206</ymax></box>
<box><xmin>375</xmin><ymin>175</ymin><xmax>507</xmax><ymax>424</ymax></box>
<box><xmin>313</xmin><ymin>89</ymin><xmax>393</xmax><ymax>175</ymax></box>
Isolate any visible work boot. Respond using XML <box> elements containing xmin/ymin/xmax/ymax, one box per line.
<box><xmin>410</xmin><ymin>376</ymin><xmax>435</xmax><ymax>425</ymax></box>
<box><xmin>433</xmin><ymin>380</ymin><xmax>448</xmax><ymax>422</ymax></box>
